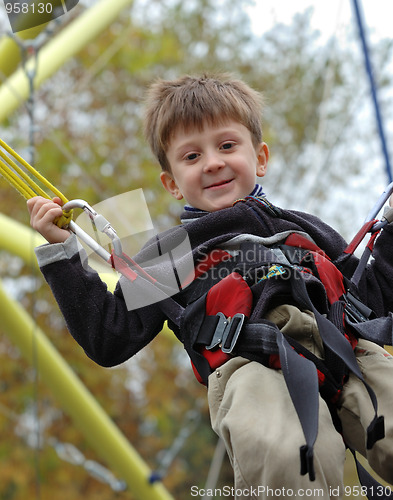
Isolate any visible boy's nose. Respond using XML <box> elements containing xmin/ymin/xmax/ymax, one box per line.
<box><xmin>203</xmin><ymin>152</ymin><xmax>225</xmax><ymax>172</ymax></box>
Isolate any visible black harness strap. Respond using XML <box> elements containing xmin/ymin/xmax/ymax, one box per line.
<box><xmin>347</xmin><ymin>314</ymin><xmax>393</xmax><ymax>347</ymax></box>
<box><xmin>275</xmin><ymin>329</ymin><xmax>319</xmax><ymax>480</ymax></box>
<box><xmin>290</xmin><ymin>269</ymin><xmax>385</xmax><ymax>450</ymax></box>
<box><xmin>349</xmin><ymin>449</ymin><xmax>393</xmax><ymax>500</ymax></box>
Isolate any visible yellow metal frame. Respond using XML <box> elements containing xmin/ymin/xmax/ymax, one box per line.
<box><xmin>0</xmin><ymin>212</ymin><xmax>174</xmax><ymax>499</ymax></box>
<box><xmin>0</xmin><ymin>24</ymin><xmax>46</xmax><ymax>81</ymax></box>
<box><xmin>0</xmin><ymin>0</ymin><xmax>134</xmax><ymax>123</ymax></box>
<box><xmin>0</xmin><ymin>0</ymin><xmax>175</xmax><ymax>495</ymax></box>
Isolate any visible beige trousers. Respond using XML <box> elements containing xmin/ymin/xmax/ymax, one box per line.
<box><xmin>207</xmin><ymin>305</ymin><xmax>393</xmax><ymax>499</ymax></box>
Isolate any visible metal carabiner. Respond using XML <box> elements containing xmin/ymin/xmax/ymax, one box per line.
<box><xmin>62</xmin><ymin>199</ymin><xmax>123</xmax><ymax>260</ymax></box>
<box><xmin>364</xmin><ymin>181</ymin><xmax>393</xmax><ymax>232</ymax></box>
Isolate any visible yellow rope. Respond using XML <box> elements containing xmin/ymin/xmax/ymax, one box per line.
<box><xmin>0</xmin><ymin>138</ymin><xmax>72</xmax><ymax>228</ymax></box>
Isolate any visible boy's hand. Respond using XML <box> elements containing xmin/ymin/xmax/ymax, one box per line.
<box><xmin>27</xmin><ymin>196</ymin><xmax>70</xmax><ymax>244</ymax></box>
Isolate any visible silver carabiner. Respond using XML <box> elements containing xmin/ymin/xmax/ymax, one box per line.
<box><xmin>62</xmin><ymin>199</ymin><xmax>123</xmax><ymax>259</ymax></box>
<box><xmin>364</xmin><ymin>181</ymin><xmax>393</xmax><ymax>232</ymax></box>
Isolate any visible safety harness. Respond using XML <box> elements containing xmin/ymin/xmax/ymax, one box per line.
<box><xmin>176</xmin><ymin>209</ymin><xmax>384</xmax><ymax>482</ymax></box>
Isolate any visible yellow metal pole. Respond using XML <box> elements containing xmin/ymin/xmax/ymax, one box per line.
<box><xmin>0</xmin><ymin>212</ymin><xmax>45</xmax><ymax>270</ymax></box>
<box><xmin>0</xmin><ymin>0</ymin><xmax>134</xmax><ymax>123</ymax></box>
<box><xmin>0</xmin><ymin>277</ymin><xmax>174</xmax><ymax>500</ymax></box>
<box><xmin>0</xmin><ymin>25</ymin><xmax>48</xmax><ymax>81</ymax></box>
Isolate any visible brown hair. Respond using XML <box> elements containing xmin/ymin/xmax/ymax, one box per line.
<box><xmin>143</xmin><ymin>73</ymin><xmax>264</xmax><ymax>171</ymax></box>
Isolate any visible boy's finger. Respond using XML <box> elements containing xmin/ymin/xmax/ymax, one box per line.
<box><xmin>27</xmin><ymin>196</ymin><xmax>47</xmax><ymax>217</ymax></box>
<box><xmin>36</xmin><ymin>202</ymin><xmax>63</xmax><ymax>222</ymax></box>
<box><xmin>26</xmin><ymin>196</ymin><xmax>42</xmax><ymax>214</ymax></box>
<box><xmin>28</xmin><ymin>198</ymin><xmax>60</xmax><ymax>226</ymax></box>
<box><xmin>31</xmin><ymin>206</ymin><xmax>63</xmax><ymax>235</ymax></box>
<box><xmin>52</xmin><ymin>196</ymin><xmax>63</xmax><ymax>206</ymax></box>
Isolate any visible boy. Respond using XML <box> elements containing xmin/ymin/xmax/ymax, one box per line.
<box><xmin>28</xmin><ymin>74</ymin><xmax>393</xmax><ymax>499</ymax></box>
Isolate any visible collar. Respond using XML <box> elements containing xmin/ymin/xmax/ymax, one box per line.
<box><xmin>180</xmin><ymin>183</ymin><xmax>265</xmax><ymax>224</ymax></box>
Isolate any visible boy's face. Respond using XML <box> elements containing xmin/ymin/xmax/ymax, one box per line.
<box><xmin>161</xmin><ymin>120</ymin><xmax>268</xmax><ymax>212</ymax></box>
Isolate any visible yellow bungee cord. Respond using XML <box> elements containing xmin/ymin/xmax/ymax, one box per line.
<box><xmin>0</xmin><ymin>138</ymin><xmax>73</xmax><ymax>228</ymax></box>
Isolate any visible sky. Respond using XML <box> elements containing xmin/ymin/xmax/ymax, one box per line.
<box><xmin>243</xmin><ymin>1</ymin><xmax>393</xmax><ymax>234</ymax></box>
<box><xmin>245</xmin><ymin>0</ymin><xmax>393</xmax><ymax>45</ymax></box>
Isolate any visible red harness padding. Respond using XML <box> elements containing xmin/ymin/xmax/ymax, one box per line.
<box><xmin>190</xmin><ymin>233</ymin><xmax>357</xmax><ymax>389</ymax></box>
<box><xmin>284</xmin><ymin>233</ymin><xmax>346</xmax><ymax>304</ymax></box>
<box><xmin>191</xmin><ymin>272</ymin><xmax>253</xmax><ymax>383</ymax></box>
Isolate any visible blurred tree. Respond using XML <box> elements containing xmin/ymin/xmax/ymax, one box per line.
<box><xmin>0</xmin><ymin>1</ymin><xmax>392</xmax><ymax>499</ymax></box>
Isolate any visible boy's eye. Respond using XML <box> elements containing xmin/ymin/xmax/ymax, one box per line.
<box><xmin>185</xmin><ymin>153</ymin><xmax>199</xmax><ymax>161</ymax></box>
<box><xmin>221</xmin><ymin>142</ymin><xmax>234</xmax><ymax>150</ymax></box>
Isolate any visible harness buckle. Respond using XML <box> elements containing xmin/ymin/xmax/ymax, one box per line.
<box><xmin>343</xmin><ymin>292</ymin><xmax>373</xmax><ymax>324</ymax></box>
<box><xmin>206</xmin><ymin>313</ymin><xmax>245</xmax><ymax>354</ymax></box>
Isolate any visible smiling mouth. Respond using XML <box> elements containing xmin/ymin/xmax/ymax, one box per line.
<box><xmin>205</xmin><ymin>179</ymin><xmax>234</xmax><ymax>189</ymax></box>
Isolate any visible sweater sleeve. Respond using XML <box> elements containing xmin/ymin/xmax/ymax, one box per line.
<box><xmin>35</xmin><ymin>234</ymin><xmax>166</xmax><ymax>367</ymax></box>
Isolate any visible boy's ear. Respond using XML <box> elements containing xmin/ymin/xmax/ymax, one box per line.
<box><xmin>256</xmin><ymin>142</ymin><xmax>269</xmax><ymax>178</ymax></box>
<box><xmin>160</xmin><ymin>171</ymin><xmax>184</xmax><ymax>200</ymax></box>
